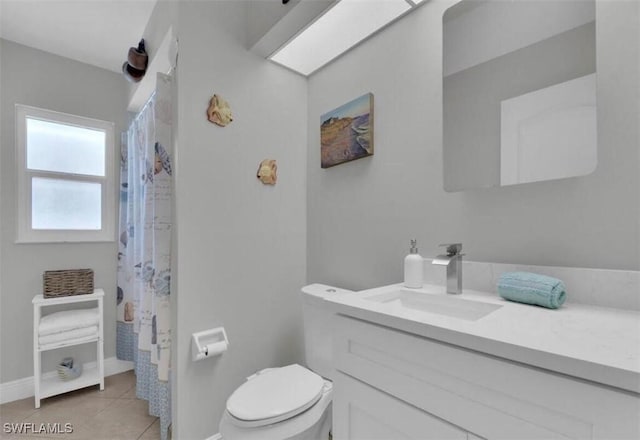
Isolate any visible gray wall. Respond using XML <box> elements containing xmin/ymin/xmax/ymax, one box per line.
<box><xmin>307</xmin><ymin>0</ymin><xmax>639</xmax><ymax>293</ymax></box>
<box><xmin>0</xmin><ymin>40</ymin><xmax>128</xmax><ymax>382</ymax></box>
<box><xmin>444</xmin><ymin>22</ymin><xmax>596</xmax><ymax>191</ymax></box>
<box><xmin>171</xmin><ymin>2</ymin><xmax>307</xmax><ymax>438</ymax></box>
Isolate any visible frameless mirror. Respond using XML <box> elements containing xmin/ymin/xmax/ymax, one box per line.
<box><xmin>443</xmin><ymin>0</ymin><xmax>597</xmax><ymax>192</ymax></box>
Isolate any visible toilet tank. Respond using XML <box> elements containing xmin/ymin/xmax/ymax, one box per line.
<box><xmin>301</xmin><ymin>284</ymin><xmax>353</xmax><ymax>380</ymax></box>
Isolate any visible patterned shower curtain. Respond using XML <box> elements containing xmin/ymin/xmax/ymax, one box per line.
<box><xmin>117</xmin><ymin>73</ymin><xmax>173</xmax><ymax>440</ymax></box>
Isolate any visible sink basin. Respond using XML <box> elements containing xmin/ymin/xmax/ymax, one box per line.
<box><xmin>364</xmin><ymin>289</ymin><xmax>502</xmax><ymax>321</ymax></box>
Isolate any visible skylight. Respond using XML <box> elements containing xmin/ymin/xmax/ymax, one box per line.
<box><xmin>270</xmin><ymin>0</ymin><xmax>426</xmax><ymax>76</ymax></box>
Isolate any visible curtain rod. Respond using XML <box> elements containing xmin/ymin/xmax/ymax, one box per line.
<box><xmin>130</xmin><ymin>91</ymin><xmax>156</xmax><ymax>125</ymax></box>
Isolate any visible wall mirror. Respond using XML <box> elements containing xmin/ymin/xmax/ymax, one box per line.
<box><xmin>442</xmin><ymin>0</ymin><xmax>597</xmax><ymax>192</ymax></box>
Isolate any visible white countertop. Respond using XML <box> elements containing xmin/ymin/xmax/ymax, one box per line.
<box><xmin>325</xmin><ymin>283</ymin><xmax>640</xmax><ymax>394</ymax></box>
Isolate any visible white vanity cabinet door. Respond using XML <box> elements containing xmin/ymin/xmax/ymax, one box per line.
<box><xmin>333</xmin><ymin>371</ymin><xmax>467</xmax><ymax>440</ymax></box>
<box><xmin>332</xmin><ymin>314</ymin><xmax>640</xmax><ymax>440</ymax></box>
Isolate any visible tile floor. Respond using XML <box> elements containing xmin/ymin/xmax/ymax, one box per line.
<box><xmin>0</xmin><ymin>371</ymin><xmax>159</xmax><ymax>439</ymax></box>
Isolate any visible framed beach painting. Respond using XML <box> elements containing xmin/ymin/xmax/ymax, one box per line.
<box><xmin>321</xmin><ymin>93</ymin><xmax>374</xmax><ymax>168</ymax></box>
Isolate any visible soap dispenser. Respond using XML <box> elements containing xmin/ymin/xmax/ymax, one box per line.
<box><xmin>404</xmin><ymin>239</ymin><xmax>423</xmax><ymax>288</ymax></box>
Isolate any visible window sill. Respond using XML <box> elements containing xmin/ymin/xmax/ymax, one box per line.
<box><xmin>15</xmin><ymin>239</ymin><xmax>116</xmax><ymax>244</ymax></box>
<box><xmin>15</xmin><ymin>231</ymin><xmax>116</xmax><ymax>244</ymax></box>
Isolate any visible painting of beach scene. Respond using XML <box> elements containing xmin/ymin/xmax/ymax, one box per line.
<box><xmin>321</xmin><ymin>93</ymin><xmax>373</xmax><ymax>168</ymax></box>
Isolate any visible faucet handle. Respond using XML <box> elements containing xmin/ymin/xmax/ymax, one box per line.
<box><xmin>439</xmin><ymin>243</ymin><xmax>462</xmax><ymax>256</ymax></box>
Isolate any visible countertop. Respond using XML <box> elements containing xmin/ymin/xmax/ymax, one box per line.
<box><xmin>325</xmin><ymin>283</ymin><xmax>640</xmax><ymax>394</ymax></box>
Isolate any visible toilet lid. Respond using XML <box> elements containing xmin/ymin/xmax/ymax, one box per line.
<box><xmin>226</xmin><ymin>364</ymin><xmax>325</xmax><ymax>424</ymax></box>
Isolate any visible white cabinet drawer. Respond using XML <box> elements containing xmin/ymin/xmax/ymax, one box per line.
<box><xmin>333</xmin><ymin>314</ymin><xmax>640</xmax><ymax>440</ymax></box>
<box><xmin>333</xmin><ymin>371</ymin><xmax>468</xmax><ymax>440</ymax></box>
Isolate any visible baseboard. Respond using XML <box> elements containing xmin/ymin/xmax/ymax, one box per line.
<box><xmin>0</xmin><ymin>357</ymin><xmax>133</xmax><ymax>404</ymax></box>
<box><xmin>205</xmin><ymin>434</ymin><xmax>222</xmax><ymax>440</ymax></box>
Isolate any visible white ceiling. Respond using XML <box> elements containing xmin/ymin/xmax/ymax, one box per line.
<box><xmin>0</xmin><ymin>0</ymin><xmax>157</xmax><ymax>73</ymax></box>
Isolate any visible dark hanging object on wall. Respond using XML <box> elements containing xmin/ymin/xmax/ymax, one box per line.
<box><xmin>128</xmin><ymin>40</ymin><xmax>148</xmax><ymax>70</ymax></box>
<box><xmin>122</xmin><ymin>39</ymin><xmax>149</xmax><ymax>83</ymax></box>
<box><xmin>122</xmin><ymin>62</ymin><xmax>145</xmax><ymax>83</ymax></box>
<box><xmin>282</xmin><ymin>0</ymin><xmax>290</xmax><ymax>4</ymax></box>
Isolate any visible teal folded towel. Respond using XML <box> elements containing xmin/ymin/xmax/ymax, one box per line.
<box><xmin>497</xmin><ymin>272</ymin><xmax>566</xmax><ymax>309</ymax></box>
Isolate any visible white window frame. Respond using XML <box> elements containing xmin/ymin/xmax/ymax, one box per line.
<box><xmin>15</xmin><ymin>104</ymin><xmax>116</xmax><ymax>243</ymax></box>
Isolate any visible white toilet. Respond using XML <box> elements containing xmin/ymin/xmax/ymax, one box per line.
<box><xmin>219</xmin><ymin>284</ymin><xmax>350</xmax><ymax>440</ymax></box>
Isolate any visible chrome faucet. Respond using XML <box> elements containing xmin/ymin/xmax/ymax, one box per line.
<box><xmin>432</xmin><ymin>243</ymin><xmax>464</xmax><ymax>295</ymax></box>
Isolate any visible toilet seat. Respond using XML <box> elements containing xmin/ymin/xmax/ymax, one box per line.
<box><xmin>226</xmin><ymin>364</ymin><xmax>326</xmax><ymax>428</ymax></box>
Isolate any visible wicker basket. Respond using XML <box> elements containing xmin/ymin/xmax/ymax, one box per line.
<box><xmin>43</xmin><ymin>269</ymin><xmax>94</xmax><ymax>298</ymax></box>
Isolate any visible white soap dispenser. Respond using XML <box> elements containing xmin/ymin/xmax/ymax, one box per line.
<box><xmin>404</xmin><ymin>239</ymin><xmax>423</xmax><ymax>288</ymax></box>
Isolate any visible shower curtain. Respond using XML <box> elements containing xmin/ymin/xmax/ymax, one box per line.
<box><xmin>117</xmin><ymin>73</ymin><xmax>173</xmax><ymax>440</ymax></box>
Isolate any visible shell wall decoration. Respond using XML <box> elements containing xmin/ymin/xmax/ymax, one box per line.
<box><xmin>207</xmin><ymin>94</ymin><xmax>233</xmax><ymax>127</ymax></box>
<box><xmin>257</xmin><ymin>159</ymin><xmax>277</xmax><ymax>185</ymax></box>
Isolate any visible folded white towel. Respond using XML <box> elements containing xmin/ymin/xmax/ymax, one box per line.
<box><xmin>39</xmin><ymin>326</ymin><xmax>99</xmax><ymax>346</ymax></box>
<box><xmin>42</xmin><ymin>335</ymin><xmax>99</xmax><ymax>348</ymax></box>
<box><xmin>39</xmin><ymin>308</ymin><xmax>99</xmax><ymax>336</ymax></box>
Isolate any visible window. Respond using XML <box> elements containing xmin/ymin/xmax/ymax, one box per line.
<box><xmin>16</xmin><ymin>104</ymin><xmax>115</xmax><ymax>243</ymax></box>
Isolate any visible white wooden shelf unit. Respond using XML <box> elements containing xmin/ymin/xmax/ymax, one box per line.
<box><xmin>32</xmin><ymin>289</ymin><xmax>104</xmax><ymax>408</ymax></box>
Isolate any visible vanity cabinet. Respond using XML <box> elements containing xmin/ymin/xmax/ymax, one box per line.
<box><xmin>334</xmin><ymin>371</ymin><xmax>470</xmax><ymax>440</ymax></box>
<box><xmin>332</xmin><ymin>314</ymin><xmax>640</xmax><ymax>440</ymax></box>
